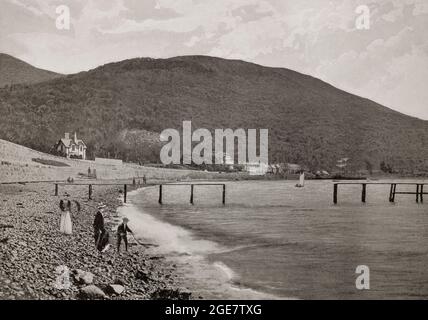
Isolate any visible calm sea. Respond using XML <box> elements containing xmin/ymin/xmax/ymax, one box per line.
<box><xmin>119</xmin><ymin>179</ymin><xmax>428</xmax><ymax>299</ymax></box>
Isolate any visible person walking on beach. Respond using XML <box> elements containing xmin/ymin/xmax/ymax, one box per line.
<box><xmin>93</xmin><ymin>207</ymin><xmax>105</xmax><ymax>247</ymax></box>
<box><xmin>59</xmin><ymin>200</ymin><xmax>73</xmax><ymax>235</ymax></box>
<box><xmin>97</xmin><ymin>226</ymin><xmax>111</xmax><ymax>252</ymax></box>
<box><xmin>117</xmin><ymin>217</ymin><xmax>133</xmax><ymax>252</ymax></box>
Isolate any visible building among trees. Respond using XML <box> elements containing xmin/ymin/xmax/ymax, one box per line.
<box><xmin>54</xmin><ymin>132</ymin><xmax>87</xmax><ymax>159</ymax></box>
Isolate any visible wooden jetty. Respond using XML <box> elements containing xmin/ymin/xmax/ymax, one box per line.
<box><xmin>55</xmin><ymin>182</ymin><xmax>136</xmax><ymax>203</ymax></box>
<box><xmin>1</xmin><ymin>180</ymin><xmax>226</xmax><ymax>205</ymax></box>
<box><xmin>333</xmin><ymin>182</ymin><xmax>428</xmax><ymax>204</ymax></box>
<box><xmin>157</xmin><ymin>183</ymin><xmax>226</xmax><ymax>205</ymax></box>
<box><xmin>54</xmin><ymin>182</ymin><xmax>226</xmax><ymax>205</ymax></box>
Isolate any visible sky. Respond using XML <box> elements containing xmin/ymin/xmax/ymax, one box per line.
<box><xmin>1</xmin><ymin>0</ymin><xmax>427</xmax><ymax>120</ymax></box>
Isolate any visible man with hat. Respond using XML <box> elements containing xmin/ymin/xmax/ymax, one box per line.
<box><xmin>93</xmin><ymin>205</ymin><xmax>105</xmax><ymax>247</ymax></box>
<box><xmin>117</xmin><ymin>217</ymin><xmax>133</xmax><ymax>252</ymax></box>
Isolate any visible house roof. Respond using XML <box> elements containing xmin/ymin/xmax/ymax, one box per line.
<box><xmin>59</xmin><ymin>138</ymin><xmax>86</xmax><ymax>148</ymax></box>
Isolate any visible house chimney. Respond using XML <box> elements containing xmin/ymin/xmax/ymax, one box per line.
<box><xmin>65</xmin><ymin>133</ymin><xmax>69</xmax><ymax>140</ymax></box>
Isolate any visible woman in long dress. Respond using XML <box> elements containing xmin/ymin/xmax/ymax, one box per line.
<box><xmin>59</xmin><ymin>200</ymin><xmax>73</xmax><ymax>235</ymax></box>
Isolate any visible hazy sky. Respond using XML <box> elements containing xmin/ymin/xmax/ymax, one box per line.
<box><xmin>1</xmin><ymin>0</ymin><xmax>427</xmax><ymax>120</ymax></box>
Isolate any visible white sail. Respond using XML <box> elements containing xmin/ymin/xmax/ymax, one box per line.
<box><xmin>299</xmin><ymin>172</ymin><xmax>305</xmax><ymax>186</ymax></box>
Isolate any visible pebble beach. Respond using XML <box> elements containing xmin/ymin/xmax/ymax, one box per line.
<box><xmin>0</xmin><ymin>182</ymin><xmax>191</xmax><ymax>300</ymax></box>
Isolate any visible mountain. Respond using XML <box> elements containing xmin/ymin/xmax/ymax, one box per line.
<box><xmin>0</xmin><ymin>53</ymin><xmax>61</xmax><ymax>87</ymax></box>
<box><xmin>0</xmin><ymin>55</ymin><xmax>427</xmax><ymax>172</ymax></box>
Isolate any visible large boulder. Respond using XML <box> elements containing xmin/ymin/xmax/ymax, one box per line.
<box><xmin>79</xmin><ymin>285</ymin><xmax>106</xmax><ymax>299</ymax></box>
<box><xmin>106</xmin><ymin>284</ymin><xmax>125</xmax><ymax>296</ymax></box>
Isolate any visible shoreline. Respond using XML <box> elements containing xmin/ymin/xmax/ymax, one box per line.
<box><xmin>0</xmin><ymin>182</ymin><xmax>191</xmax><ymax>300</ymax></box>
<box><xmin>123</xmin><ymin>186</ymin><xmax>283</xmax><ymax>300</ymax></box>
<box><xmin>3</xmin><ymin>178</ymin><xmax>427</xmax><ymax>299</ymax></box>
<box><xmin>122</xmin><ymin>179</ymin><xmax>428</xmax><ymax>300</ymax></box>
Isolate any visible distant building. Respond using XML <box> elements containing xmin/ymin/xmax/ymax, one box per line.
<box><xmin>269</xmin><ymin>163</ymin><xmax>282</xmax><ymax>174</ymax></box>
<box><xmin>244</xmin><ymin>161</ymin><xmax>269</xmax><ymax>175</ymax></box>
<box><xmin>285</xmin><ymin>163</ymin><xmax>302</xmax><ymax>174</ymax></box>
<box><xmin>55</xmin><ymin>132</ymin><xmax>87</xmax><ymax>159</ymax></box>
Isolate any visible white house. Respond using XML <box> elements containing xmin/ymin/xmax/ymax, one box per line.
<box><xmin>285</xmin><ymin>163</ymin><xmax>302</xmax><ymax>174</ymax></box>
<box><xmin>244</xmin><ymin>161</ymin><xmax>269</xmax><ymax>176</ymax></box>
<box><xmin>55</xmin><ymin>132</ymin><xmax>87</xmax><ymax>159</ymax></box>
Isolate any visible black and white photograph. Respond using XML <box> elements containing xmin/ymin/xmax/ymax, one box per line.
<box><xmin>1</xmin><ymin>0</ymin><xmax>428</xmax><ymax>309</ymax></box>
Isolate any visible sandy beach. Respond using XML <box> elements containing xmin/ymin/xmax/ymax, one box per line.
<box><xmin>0</xmin><ymin>182</ymin><xmax>192</xmax><ymax>300</ymax></box>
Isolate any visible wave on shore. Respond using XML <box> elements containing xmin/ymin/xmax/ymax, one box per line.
<box><xmin>117</xmin><ymin>188</ymin><xmax>282</xmax><ymax>300</ymax></box>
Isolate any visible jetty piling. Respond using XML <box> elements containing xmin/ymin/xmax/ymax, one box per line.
<box><xmin>88</xmin><ymin>184</ymin><xmax>93</xmax><ymax>200</ymax></box>
<box><xmin>158</xmin><ymin>184</ymin><xmax>163</xmax><ymax>204</ymax></box>
<box><xmin>55</xmin><ymin>183</ymin><xmax>58</xmax><ymax>196</ymax></box>
<box><xmin>392</xmin><ymin>184</ymin><xmax>397</xmax><ymax>202</ymax></box>
<box><xmin>361</xmin><ymin>183</ymin><xmax>367</xmax><ymax>203</ymax></box>
<box><xmin>333</xmin><ymin>184</ymin><xmax>338</xmax><ymax>204</ymax></box>
<box><xmin>334</xmin><ymin>182</ymin><xmax>427</xmax><ymax>204</ymax></box>
<box><xmin>124</xmin><ymin>184</ymin><xmax>127</xmax><ymax>203</ymax></box>
<box><xmin>190</xmin><ymin>184</ymin><xmax>194</xmax><ymax>205</ymax></box>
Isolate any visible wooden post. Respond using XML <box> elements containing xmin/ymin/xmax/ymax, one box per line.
<box><xmin>158</xmin><ymin>184</ymin><xmax>163</xmax><ymax>205</ymax></box>
<box><xmin>333</xmin><ymin>184</ymin><xmax>338</xmax><ymax>204</ymax></box>
<box><xmin>392</xmin><ymin>184</ymin><xmax>396</xmax><ymax>202</ymax></box>
<box><xmin>89</xmin><ymin>184</ymin><xmax>92</xmax><ymax>200</ymax></box>
<box><xmin>190</xmin><ymin>184</ymin><xmax>194</xmax><ymax>205</ymax></box>
<box><xmin>124</xmin><ymin>184</ymin><xmax>127</xmax><ymax>203</ymax></box>
<box><xmin>416</xmin><ymin>184</ymin><xmax>420</xmax><ymax>203</ymax></box>
<box><xmin>421</xmin><ymin>185</ymin><xmax>424</xmax><ymax>203</ymax></box>
<box><xmin>222</xmin><ymin>184</ymin><xmax>226</xmax><ymax>205</ymax></box>
<box><xmin>55</xmin><ymin>184</ymin><xmax>58</xmax><ymax>196</ymax></box>
<box><xmin>361</xmin><ymin>183</ymin><xmax>367</xmax><ymax>203</ymax></box>
<box><xmin>389</xmin><ymin>184</ymin><xmax>394</xmax><ymax>202</ymax></box>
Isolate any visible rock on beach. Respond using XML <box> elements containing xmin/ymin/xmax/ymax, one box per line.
<box><xmin>106</xmin><ymin>284</ymin><xmax>125</xmax><ymax>296</ymax></box>
<box><xmin>72</xmin><ymin>269</ymin><xmax>94</xmax><ymax>285</ymax></box>
<box><xmin>79</xmin><ymin>285</ymin><xmax>106</xmax><ymax>299</ymax></box>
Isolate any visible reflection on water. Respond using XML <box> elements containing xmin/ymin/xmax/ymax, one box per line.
<box><xmin>126</xmin><ymin>179</ymin><xmax>428</xmax><ymax>299</ymax></box>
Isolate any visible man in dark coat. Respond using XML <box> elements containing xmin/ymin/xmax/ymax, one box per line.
<box><xmin>93</xmin><ymin>208</ymin><xmax>105</xmax><ymax>247</ymax></box>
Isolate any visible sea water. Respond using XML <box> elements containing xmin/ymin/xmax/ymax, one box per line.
<box><xmin>120</xmin><ymin>179</ymin><xmax>428</xmax><ymax>299</ymax></box>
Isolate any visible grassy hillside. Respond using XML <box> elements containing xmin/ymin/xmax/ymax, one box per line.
<box><xmin>0</xmin><ymin>138</ymin><xmax>226</xmax><ymax>183</ymax></box>
<box><xmin>0</xmin><ymin>55</ymin><xmax>427</xmax><ymax>172</ymax></box>
<box><xmin>0</xmin><ymin>53</ymin><xmax>61</xmax><ymax>87</ymax></box>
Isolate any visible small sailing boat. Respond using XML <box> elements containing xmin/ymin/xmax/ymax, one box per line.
<box><xmin>295</xmin><ymin>172</ymin><xmax>305</xmax><ymax>188</ymax></box>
